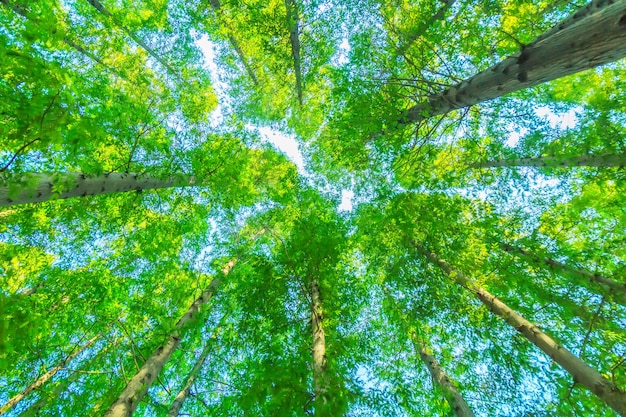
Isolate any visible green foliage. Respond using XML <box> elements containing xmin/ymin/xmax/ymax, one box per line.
<box><xmin>1</xmin><ymin>0</ymin><xmax>625</xmax><ymax>416</ymax></box>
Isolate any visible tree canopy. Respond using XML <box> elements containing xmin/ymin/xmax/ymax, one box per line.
<box><xmin>1</xmin><ymin>0</ymin><xmax>626</xmax><ymax>416</ymax></box>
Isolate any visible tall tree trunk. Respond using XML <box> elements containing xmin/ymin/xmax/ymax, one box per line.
<box><xmin>0</xmin><ymin>0</ymin><xmax>127</xmax><ymax>79</ymax></box>
<box><xmin>0</xmin><ymin>334</ymin><xmax>99</xmax><ymax>415</ymax></box>
<box><xmin>285</xmin><ymin>0</ymin><xmax>303</xmax><ymax>105</ymax></box>
<box><xmin>104</xmin><ymin>260</ymin><xmax>235</xmax><ymax>417</ymax></box>
<box><xmin>415</xmin><ymin>243</ymin><xmax>626</xmax><ymax>415</ymax></box>
<box><xmin>85</xmin><ymin>0</ymin><xmax>179</xmax><ymax>78</ymax></box>
<box><xmin>383</xmin><ymin>287</ymin><xmax>474</xmax><ymax>416</ymax></box>
<box><xmin>166</xmin><ymin>340</ymin><xmax>212</xmax><ymax>417</ymax></box>
<box><xmin>0</xmin><ymin>172</ymin><xmax>198</xmax><ymax>207</ymax></box>
<box><xmin>311</xmin><ymin>277</ymin><xmax>329</xmax><ymax>415</ymax></box>
<box><xmin>499</xmin><ymin>242</ymin><xmax>626</xmax><ymax>305</ymax></box>
<box><xmin>411</xmin><ymin>335</ymin><xmax>475</xmax><ymax>417</ymax></box>
<box><xmin>397</xmin><ymin>0</ymin><xmax>456</xmax><ymax>55</ymax></box>
<box><xmin>208</xmin><ymin>0</ymin><xmax>259</xmax><ymax>86</ymax></box>
<box><xmin>402</xmin><ymin>0</ymin><xmax>626</xmax><ymax>123</ymax></box>
<box><xmin>472</xmin><ymin>153</ymin><xmax>626</xmax><ymax>169</ymax></box>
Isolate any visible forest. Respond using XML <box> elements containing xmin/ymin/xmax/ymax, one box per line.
<box><xmin>1</xmin><ymin>0</ymin><xmax>625</xmax><ymax>415</ymax></box>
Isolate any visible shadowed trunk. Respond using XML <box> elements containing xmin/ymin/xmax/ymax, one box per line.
<box><xmin>415</xmin><ymin>243</ymin><xmax>626</xmax><ymax>415</ymax></box>
<box><xmin>104</xmin><ymin>260</ymin><xmax>235</xmax><ymax>417</ymax></box>
<box><xmin>402</xmin><ymin>0</ymin><xmax>626</xmax><ymax>123</ymax></box>
<box><xmin>285</xmin><ymin>0</ymin><xmax>303</xmax><ymax>105</ymax></box>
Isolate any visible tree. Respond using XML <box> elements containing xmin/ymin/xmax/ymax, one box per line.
<box><xmin>473</xmin><ymin>153</ymin><xmax>626</xmax><ymax>169</ymax></box>
<box><xmin>2</xmin><ymin>0</ymin><xmax>626</xmax><ymax>416</ymax></box>
<box><xmin>401</xmin><ymin>0</ymin><xmax>626</xmax><ymax>123</ymax></box>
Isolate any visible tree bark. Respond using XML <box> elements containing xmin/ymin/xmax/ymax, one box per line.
<box><xmin>285</xmin><ymin>0</ymin><xmax>303</xmax><ymax>105</ymax></box>
<box><xmin>208</xmin><ymin>0</ymin><xmax>259</xmax><ymax>86</ymax></box>
<box><xmin>0</xmin><ymin>172</ymin><xmax>198</xmax><ymax>207</ymax></box>
<box><xmin>402</xmin><ymin>0</ymin><xmax>626</xmax><ymax>123</ymax></box>
<box><xmin>85</xmin><ymin>0</ymin><xmax>179</xmax><ymax>78</ymax></box>
<box><xmin>0</xmin><ymin>0</ymin><xmax>127</xmax><ymax>79</ymax></box>
<box><xmin>0</xmin><ymin>334</ymin><xmax>99</xmax><ymax>415</ymax></box>
<box><xmin>397</xmin><ymin>0</ymin><xmax>456</xmax><ymax>55</ymax></box>
<box><xmin>415</xmin><ymin>243</ymin><xmax>626</xmax><ymax>415</ymax></box>
<box><xmin>472</xmin><ymin>153</ymin><xmax>626</xmax><ymax>169</ymax></box>
<box><xmin>383</xmin><ymin>287</ymin><xmax>474</xmax><ymax>416</ymax></box>
<box><xmin>104</xmin><ymin>260</ymin><xmax>235</xmax><ymax>417</ymax></box>
<box><xmin>411</xmin><ymin>336</ymin><xmax>475</xmax><ymax>417</ymax></box>
<box><xmin>499</xmin><ymin>242</ymin><xmax>626</xmax><ymax>305</ymax></box>
<box><xmin>166</xmin><ymin>340</ymin><xmax>212</xmax><ymax>417</ymax></box>
<box><xmin>311</xmin><ymin>277</ymin><xmax>329</xmax><ymax>415</ymax></box>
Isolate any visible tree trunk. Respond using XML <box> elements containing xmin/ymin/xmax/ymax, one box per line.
<box><xmin>472</xmin><ymin>153</ymin><xmax>626</xmax><ymax>169</ymax></box>
<box><xmin>415</xmin><ymin>243</ymin><xmax>626</xmax><ymax>415</ymax></box>
<box><xmin>85</xmin><ymin>0</ymin><xmax>179</xmax><ymax>78</ymax></box>
<box><xmin>397</xmin><ymin>0</ymin><xmax>456</xmax><ymax>55</ymax></box>
<box><xmin>0</xmin><ymin>0</ymin><xmax>127</xmax><ymax>79</ymax></box>
<box><xmin>0</xmin><ymin>172</ymin><xmax>197</xmax><ymax>207</ymax></box>
<box><xmin>499</xmin><ymin>242</ymin><xmax>626</xmax><ymax>305</ymax></box>
<box><xmin>402</xmin><ymin>0</ymin><xmax>626</xmax><ymax>123</ymax></box>
<box><xmin>166</xmin><ymin>341</ymin><xmax>212</xmax><ymax>417</ymax></box>
<box><xmin>411</xmin><ymin>336</ymin><xmax>475</xmax><ymax>417</ymax></box>
<box><xmin>311</xmin><ymin>277</ymin><xmax>329</xmax><ymax>415</ymax></box>
<box><xmin>104</xmin><ymin>260</ymin><xmax>235</xmax><ymax>417</ymax></box>
<box><xmin>383</xmin><ymin>287</ymin><xmax>474</xmax><ymax>417</ymax></box>
<box><xmin>285</xmin><ymin>0</ymin><xmax>303</xmax><ymax>105</ymax></box>
<box><xmin>208</xmin><ymin>0</ymin><xmax>259</xmax><ymax>86</ymax></box>
<box><xmin>0</xmin><ymin>334</ymin><xmax>99</xmax><ymax>415</ymax></box>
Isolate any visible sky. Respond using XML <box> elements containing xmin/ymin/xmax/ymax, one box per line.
<box><xmin>196</xmin><ymin>35</ymin><xmax>355</xmax><ymax>211</ymax></box>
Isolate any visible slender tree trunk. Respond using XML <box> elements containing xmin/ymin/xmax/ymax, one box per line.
<box><xmin>166</xmin><ymin>341</ymin><xmax>212</xmax><ymax>417</ymax></box>
<box><xmin>104</xmin><ymin>260</ymin><xmax>235</xmax><ymax>417</ymax></box>
<box><xmin>285</xmin><ymin>0</ymin><xmax>303</xmax><ymax>105</ymax></box>
<box><xmin>397</xmin><ymin>0</ymin><xmax>456</xmax><ymax>55</ymax></box>
<box><xmin>383</xmin><ymin>287</ymin><xmax>474</xmax><ymax>416</ymax></box>
<box><xmin>499</xmin><ymin>242</ymin><xmax>626</xmax><ymax>305</ymax></box>
<box><xmin>18</xmin><ymin>370</ymin><xmax>78</xmax><ymax>417</ymax></box>
<box><xmin>411</xmin><ymin>336</ymin><xmax>475</xmax><ymax>417</ymax></box>
<box><xmin>85</xmin><ymin>0</ymin><xmax>179</xmax><ymax>78</ymax></box>
<box><xmin>402</xmin><ymin>0</ymin><xmax>626</xmax><ymax>123</ymax></box>
<box><xmin>311</xmin><ymin>277</ymin><xmax>329</xmax><ymax>415</ymax></box>
<box><xmin>415</xmin><ymin>243</ymin><xmax>626</xmax><ymax>415</ymax></box>
<box><xmin>472</xmin><ymin>153</ymin><xmax>626</xmax><ymax>169</ymax></box>
<box><xmin>208</xmin><ymin>0</ymin><xmax>259</xmax><ymax>86</ymax></box>
<box><xmin>0</xmin><ymin>172</ymin><xmax>198</xmax><ymax>207</ymax></box>
<box><xmin>0</xmin><ymin>0</ymin><xmax>126</xmax><ymax>79</ymax></box>
<box><xmin>0</xmin><ymin>334</ymin><xmax>99</xmax><ymax>415</ymax></box>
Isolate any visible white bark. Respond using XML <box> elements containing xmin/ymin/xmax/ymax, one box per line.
<box><xmin>403</xmin><ymin>1</ymin><xmax>626</xmax><ymax>122</ymax></box>
<box><xmin>311</xmin><ymin>277</ymin><xmax>329</xmax><ymax>415</ymax></box>
<box><xmin>104</xmin><ymin>260</ymin><xmax>235</xmax><ymax>417</ymax></box>
<box><xmin>416</xmin><ymin>244</ymin><xmax>626</xmax><ymax>415</ymax></box>
<box><xmin>166</xmin><ymin>341</ymin><xmax>212</xmax><ymax>417</ymax></box>
<box><xmin>0</xmin><ymin>172</ymin><xmax>196</xmax><ymax>207</ymax></box>
<box><xmin>414</xmin><ymin>340</ymin><xmax>475</xmax><ymax>417</ymax></box>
